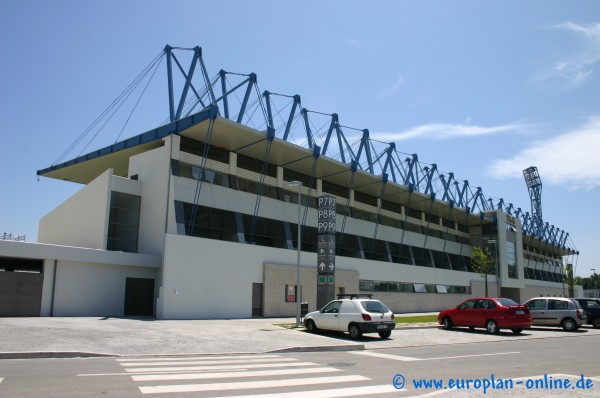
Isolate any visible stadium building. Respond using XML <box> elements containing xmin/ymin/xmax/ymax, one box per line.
<box><xmin>0</xmin><ymin>46</ymin><xmax>579</xmax><ymax>318</ymax></box>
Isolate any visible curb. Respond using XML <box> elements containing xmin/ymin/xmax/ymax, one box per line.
<box><xmin>267</xmin><ymin>344</ymin><xmax>365</xmax><ymax>353</ymax></box>
<box><xmin>0</xmin><ymin>352</ymin><xmax>117</xmax><ymax>360</ymax></box>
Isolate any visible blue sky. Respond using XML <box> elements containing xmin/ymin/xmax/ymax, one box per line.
<box><xmin>1</xmin><ymin>1</ymin><xmax>599</xmax><ymax>277</ymax></box>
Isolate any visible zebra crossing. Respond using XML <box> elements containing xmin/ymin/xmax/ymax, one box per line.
<box><xmin>115</xmin><ymin>354</ymin><xmax>400</xmax><ymax>396</ymax></box>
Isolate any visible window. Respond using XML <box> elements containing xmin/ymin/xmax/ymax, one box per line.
<box><xmin>586</xmin><ymin>300</ymin><xmax>600</xmax><ymax>309</ymax></box>
<box><xmin>322</xmin><ymin>301</ymin><xmax>342</xmax><ymax>313</ymax></box>
<box><xmin>413</xmin><ymin>283</ymin><xmax>427</xmax><ymax>293</ymax></box>
<box><xmin>354</xmin><ymin>190</ymin><xmax>377</xmax><ymax>207</ymax></box>
<box><xmin>107</xmin><ymin>192</ymin><xmax>141</xmax><ymax>253</ymax></box>
<box><xmin>459</xmin><ymin>300</ymin><xmax>477</xmax><ymax>310</ymax></box>
<box><xmin>237</xmin><ymin>153</ymin><xmax>277</xmax><ymax>177</ymax></box>
<box><xmin>405</xmin><ymin>207</ymin><xmax>422</xmax><ymax>220</ymax></box>
<box><xmin>506</xmin><ymin>241</ymin><xmax>517</xmax><ymax>279</ymax></box>
<box><xmin>527</xmin><ymin>299</ymin><xmax>546</xmax><ymax>311</ymax></box>
<box><xmin>548</xmin><ymin>300</ymin><xmax>568</xmax><ymax>310</ymax></box>
<box><xmin>382</xmin><ymin>200</ymin><xmax>403</xmax><ymax>215</ymax></box>
<box><xmin>322</xmin><ymin>180</ymin><xmax>348</xmax><ymax>197</ymax></box>
<box><xmin>180</xmin><ymin>136</ymin><xmax>229</xmax><ymax>163</ymax></box>
<box><xmin>283</xmin><ymin>169</ymin><xmax>315</xmax><ymax>189</ymax></box>
<box><xmin>360</xmin><ymin>300</ymin><xmax>390</xmax><ymax>313</ymax></box>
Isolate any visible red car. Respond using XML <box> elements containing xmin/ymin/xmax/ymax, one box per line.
<box><xmin>438</xmin><ymin>297</ymin><xmax>532</xmax><ymax>334</ymax></box>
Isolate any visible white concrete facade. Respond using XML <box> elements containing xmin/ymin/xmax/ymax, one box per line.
<box><xmin>2</xmin><ymin>117</ymin><xmax>576</xmax><ymax>318</ymax></box>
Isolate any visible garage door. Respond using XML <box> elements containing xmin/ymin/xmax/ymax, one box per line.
<box><xmin>0</xmin><ymin>258</ymin><xmax>44</xmax><ymax>316</ymax></box>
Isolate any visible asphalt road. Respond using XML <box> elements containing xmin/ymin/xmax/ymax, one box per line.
<box><xmin>1</xmin><ymin>329</ymin><xmax>599</xmax><ymax>397</ymax></box>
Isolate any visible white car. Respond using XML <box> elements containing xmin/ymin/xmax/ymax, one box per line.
<box><xmin>304</xmin><ymin>294</ymin><xmax>396</xmax><ymax>339</ymax></box>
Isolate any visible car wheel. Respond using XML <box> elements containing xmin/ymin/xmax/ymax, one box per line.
<box><xmin>378</xmin><ymin>330</ymin><xmax>391</xmax><ymax>339</ymax></box>
<box><xmin>486</xmin><ymin>320</ymin><xmax>499</xmax><ymax>334</ymax></box>
<box><xmin>592</xmin><ymin>318</ymin><xmax>600</xmax><ymax>329</ymax></box>
<box><xmin>562</xmin><ymin>318</ymin><xmax>576</xmax><ymax>332</ymax></box>
<box><xmin>443</xmin><ymin>317</ymin><xmax>453</xmax><ymax>330</ymax></box>
<box><xmin>511</xmin><ymin>328</ymin><xmax>523</xmax><ymax>334</ymax></box>
<box><xmin>305</xmin><ymin>320</ymin><xmax>317</xmax><ymax>333</ymax></box>
<box><xmin>348</xmin><ymin>324</ymin><xmax>362</xmax><ymax>340</ymax></box>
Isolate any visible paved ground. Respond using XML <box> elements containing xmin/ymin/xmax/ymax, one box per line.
<box><xmin>1</xmin><ymin>315</ymin><xmax>598</xmax><ymax>358</ymax></box>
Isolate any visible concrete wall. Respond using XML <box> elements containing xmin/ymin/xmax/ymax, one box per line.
<box><xmin>129</xmin><ymin>137</ymin><xmax>173</xmax><ymax>256</ymax></box>
<box><xmin>45</xmin><ymin>260</ymin><xmax>157</xmax><ymax>317</ymax></box>
<box><xmin>38</xmin><ymin>169</ymin><xmax>112</xmax><ymax>249</ymax></box>
<box><xmin>263</xmin><ymin>263</ymin><xmax>359</xmax><ymax>316</ymax></box>
<box><xmin>158</xmin><ymin>233</ymin><xmax>267</xmax><ymax>319</ymax></box>
<box><xmin>156</xmin><ymin>234</ymin><xmax>483</xmax><ymax>319</ymax></box>
<box><xmin>521</xmin><ymin>281</ymin><xmax>582</xmax><ymax>301</ymax></box>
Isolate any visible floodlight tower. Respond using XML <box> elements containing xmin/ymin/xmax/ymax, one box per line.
<box><xmin>523</xmin><ymin>166</ymin><xmax>543</xmax><ymax>237</ymax></box>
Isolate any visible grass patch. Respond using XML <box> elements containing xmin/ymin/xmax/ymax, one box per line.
<box><xmin>276</xmin><ymin>314</ymin><xmax>438</xmax><ymax>329</ymax></box>
<box><xmin>395</xmin><ymin>314</ymin><xmax>438</xmax><ymax>324</ymax></box>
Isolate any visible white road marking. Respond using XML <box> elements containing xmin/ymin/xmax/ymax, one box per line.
<box><xmin>209</xmin><ymin>385</ymin><xmax>401</xmax><ymax>398</ymax></box>
<box><xmin>116</xmin><ymin>354</ymin><xmax>281</xmax><ymax>363</ymax></box>
<box><xmin>349</xmin><ymin>351</ymin><xmax>421</xmax><ymax>361</ymax></box>
<box><xmin>424</xmin><ymin>351</ymin><xmax>520</xmax><ymax>361</ymax></box>
<box><xmin>139</xmin><ymin>375</ymin><xmax>369</xmax><ymax>394</ymax></box>
<box><xmin>120</xmin><ymin>357</ymin><xmax>297</xmax><ymax>367</ymax></box>
<box><xmin>132</xmin><ymin>366</ymin><xmax>341</xmax><ymax>382</ymax></box>
<box><xmin>0</xmin><ymin>378</ymin><xmax>3</xmax><ymax>384</ymax></box>
<box><xmin>125</xmin><ymin>361</ymin><xmax>318</xmax><ymax>373</ymax></box>
<box><xmin>350</xmin><ymin>350</ymin><xmax>520</xmax><ymax>361</ymax></box>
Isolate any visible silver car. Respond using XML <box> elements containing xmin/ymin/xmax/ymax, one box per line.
<box><xmin>523</xmin><ymin>297</ymin><xmax>586</xmax><ymax>332</ymax></box>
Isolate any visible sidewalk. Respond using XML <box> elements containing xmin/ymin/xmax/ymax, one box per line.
<box><xmin>0</xmin><ymin>316</ymin><xmax>439</xmax><ymax>359</ymax></box>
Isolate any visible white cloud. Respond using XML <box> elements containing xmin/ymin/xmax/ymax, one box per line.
<box><xmin>370</xmin><ymin>121</ymin><xmax>527</xmax><ymax>142</ymax></box>
<box><xmin>380</xmin><ymin>74</ymin><xmax>406</xmax><ymax>97</ymax></box>
<box><xmin>487</xmin><ymin>117</ymin><xmax>600</xmax><ymax>190</ymax></box>
<box><xmin>540</xmin><ymin>21</ymin><xmax>600</xmax><ymax>90</ymax></box>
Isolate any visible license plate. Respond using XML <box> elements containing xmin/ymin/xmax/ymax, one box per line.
<box><xmin>515</xmin><ymin>310</ymin><xmax>525</xmax><ymax>315</ymax></box>
<box><xmin>377</xmin><ymin>325</ymin><xmax>388</xmax><ymax>329</ymax></box>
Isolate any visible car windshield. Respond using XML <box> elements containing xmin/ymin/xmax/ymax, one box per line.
<box><xmin>360</xmin><ymin>300</ymin><xmax>389</xmax><ymax>313</ymax></box>
<box><xmin>496</xmin><ymin>298</ymin><xmax>518</xmax><ymax>307</ymax></box>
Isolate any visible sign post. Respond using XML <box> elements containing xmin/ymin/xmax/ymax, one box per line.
<box><xmin>317</xmin><ymin>195</ymin><xmax>336</xmax><ymax>309</ymax></box>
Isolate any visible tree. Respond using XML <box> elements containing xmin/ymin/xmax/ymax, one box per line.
<box><xmin>471</xmin><ymin>246</ymin><xmax>496</xmax><ymax>297</ymax></box>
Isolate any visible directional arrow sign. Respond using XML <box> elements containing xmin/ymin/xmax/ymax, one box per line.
<box><xmin>329</xmin><ymin>263</ymin><xmax>335</xmax><ymax>271</ymax></box>
<box><xmin>319</xmin><ymin>262</ymin><xmax>326</xmax><ymax>271</ymax></box>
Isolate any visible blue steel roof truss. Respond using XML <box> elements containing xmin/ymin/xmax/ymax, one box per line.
<box><xmin>42</xmin><ymin>45</ymin><xmax>576</xmax><ymax>255</ymax></box>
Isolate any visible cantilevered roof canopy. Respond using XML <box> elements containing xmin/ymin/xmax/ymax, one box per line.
<box><xmin>38</xmin><ymin>105</ymin><xmax>486</xmax><ymax>227</ymax></box>
<box><xmin>37</xmin><ymin>107</ymin><xmax>217</xmax><ymax>184</ymax></box>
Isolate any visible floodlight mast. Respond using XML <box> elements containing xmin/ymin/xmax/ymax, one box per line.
<box><xmin>523</xmin><ymin>166</ymin><xmax>543</xmax><ymax>237</ymax></box>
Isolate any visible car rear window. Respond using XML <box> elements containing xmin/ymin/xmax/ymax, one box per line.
<box><xmin>496</xmin><ymin>298</ymin><xmax>518</xmax><ymax>307</ymax></box>
<box><xmin>360</xmin><ymin>300</ymin><xmax>389</xmax><ymax>313</ymax></box>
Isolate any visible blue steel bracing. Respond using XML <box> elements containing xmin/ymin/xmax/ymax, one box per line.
<box><xmin>419</xmin><ymin>193</ymin><xmax>437</xmax><ymax>267</ymax></box>
<box><xmin>300</xmin><ymin>146</ymin><xmax>322</xmax><ymax>237</ymax></box>
<box><xmin>321</xmin><ymin>113</ymin><xmax>338</xmax><ymax>157</ymax></box>
<box><xmin>337</xmin><ymin>160</ymin><xmax>358</xmax><ymax>252</ymax></box>
<box><xmin>221</xmin><ymin>70</ymin><xmax>230</xmax><ymax>119</ymax></box>
<box><xmin>187</xmin><ymin>113</ymin><xmax>218</xmax><ymax>235</ymax></box>
<box><xmin>248</xmin><ymin>127</ymin><xmax>276</xmax><ymax>244</ymax></box>
<box><xmin>369</xmin><ymin>173</ymin><xmax>388</xmax><ymax>257</ymax></box>
<box><xmin>237</xmin><ymin>73</ymin><xmax>257</xmax><ymax>124</ymax></box>
<box><xmin>355</xmin><ymin>130</ymin><xmax>374</xmax><ymax>174</ymax></box>
<box><xmin>175</xmin><ymin>47</ymin><xmax>201</xmax><ymax>121</ymax></box>
<box><xmin>441</xmin><ymin>200</ymin><xmax>455</xmax><ymax>269</ymax></box>
<box><xmin>440</xmin><ymin>172</ymin><xmax>455</xmax><ymax>203</ymax></box>
<box><xmin>300</xmin><ymin>109</ymin><xmax>314</xmax><ymax>149</ymax></box>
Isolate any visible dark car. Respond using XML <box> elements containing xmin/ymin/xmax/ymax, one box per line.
<box><xmin>438</xmin><ymin>297</ymin><xmax>532</xmax><ymax>334</ymax></box>
<box><xmin>572</xmin><ymin>298</ymin><xmax>600</xmax><ymax>328</ymax></box>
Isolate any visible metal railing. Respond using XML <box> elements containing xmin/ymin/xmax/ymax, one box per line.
<box><xmin>1</xmin><ymin>233</ymin><xmax>25</xmax><ymax>241</ymax></box>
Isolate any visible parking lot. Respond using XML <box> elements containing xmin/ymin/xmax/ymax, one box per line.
<box><xmin>1</xmin><ymin>316</ymin><xmax>599</xmax><ymax>358</ymax></box>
